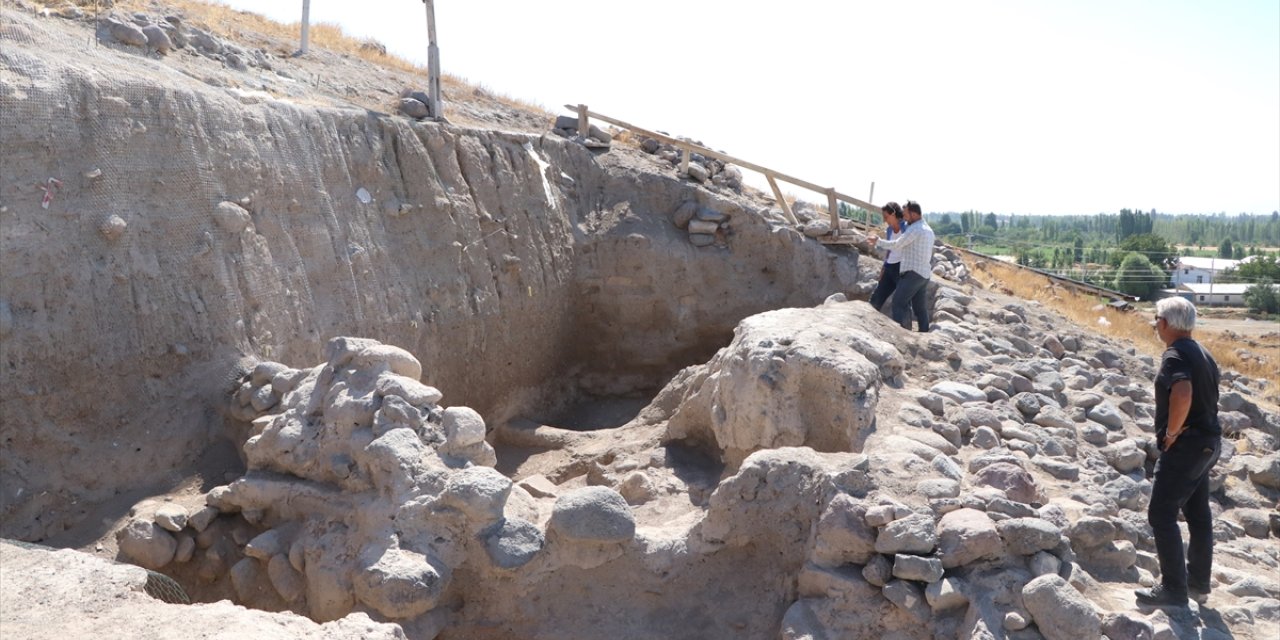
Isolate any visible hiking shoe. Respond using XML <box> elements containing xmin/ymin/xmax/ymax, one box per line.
<box><xmin>1136</xmin><ymin>585</ymin><xmax>1189</xmax><ymax>607</ymax></box>
<box><xmin>1188</xmin><ymin>583</ymin><xmax>1211</xmax><ymax>604</ymax></box>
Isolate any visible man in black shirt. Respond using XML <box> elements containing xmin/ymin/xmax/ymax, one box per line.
<box><xmin>1136</xmin><ymin>297</ymin><xmax>1221</xmax><ymax>608</ymax></box>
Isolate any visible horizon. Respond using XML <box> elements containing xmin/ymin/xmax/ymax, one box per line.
<box><xmin>214</xmin><ymin>0</ymin><xmax>1280</xmax><ymax>217</ymax></box>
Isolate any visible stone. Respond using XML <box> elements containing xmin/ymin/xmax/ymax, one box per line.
<box><xmin>882</xmin><ymin>580</ymin><xmax>930</xmax><ymax>622</ymax></box>
<box><xmin>1032</xmin><ymin>407</ymin><xmax>1075</xmax><ymax>430</ymax></box>
<box><xmin>517</xmin><ymin>474</ymin><xmax>558</xmax><ymax>498</ymax></box>
<box><xmin>1102</xmin><ymin>612</ymin><xmax>1153</xmax><ymax>640</ymax></box>
<box><xmin>972</xmin><ymin>426</ymin><xmax>1000</xmax><ymax>449</ymax></box>
<box><xmin>997</xmin><ymin>518</ymin><xmax>1062</xmax><ymax>556</ymax></box>
<box><xmin>351</xmin><ymin>344</ymin><xmax>422</xmax><ymax>380</ymax></box>
<box><xmin>862</xmin><ymin>553</ymin><xmax>893</xmax><ymax>587</ymax></box>
<box><xmin>1080</xmin><ymin>539</ymin><xmax>1136</xmax><ymax>570</ymax></box>
<box><xmin>1029</xmin><ymin>550</ymin><xmax>1061</xmax><ymax>577</ymax></box>
<box><xmin>1066</xmin><ymin>517</ymin><xmax>1116</xmax><ymax>549</ymax></box>
<box><xmin>930</xmin><ymin>381</ymin><xmax>987</xmax><ymax>404</ymax></box>
<box><xmin>1021</xmin><ymin>574</ymin><xmax>1101</xmax><ymax>640</ymax></box>
<box><xmin>153</xmin><ymin>503</ymin><xmax>188</xmax><ymax>532</ymax></box>
<box><xmin>874</xmin><ymin>513</ymin><xmax>937</xmax><ymax>555</ymax></box>
<box><xmin>1248</xmin><ymin>454</ymin><xmax>1280</xmax><ymax>489</ymax></box>
<box><xmin>681</xmin><ymin>232</ymin><xmax>714</xmax><ymax>247</ymax></box>
<box><xmin>687</xmin><ymin>219</ymin><xmax>719</xmax><ymax>235</ymax></box>
<box><xmin>483</xmin><ymin>518</ymin><xmax>544</xmax><ymax>569</ymax></box>
<box><xmin>619</xmin><ymin>471</ymin><xmax>657</xmax><ymax>505</ymax></box>
<box><xmin>686</xmin><ymin>162</ymin><xmax>709</xmax><ymax>182</ymax></box>
<box><xmin>214</xmin><ymin>201</ymin><xmax>252</xmax><ymax>233</ymax></box>
<box><xmin>671</xmin><ymin>201</ymin><xmax>697</xmax><ymax>229</ymax></box>
<box><xmin>353</xmin><ymin>546</ymin><xmax>447</xmax><ymax>619</ymax></box>
<box><xmin>99</xmin><ymin>215</ymin><xmax>127</xmax><ymax>241</ymax></box>
<box><xmin>864</xmin><ymin>504</ymin><xmax>898</xmax><ymax>528</ymax></box>
<box><xmin>1003</xmin><ymin>611</ymin><xmax>1029</xmax><ymax>631</ymax></box>
<box><xmin>440</xmin><ymin>466</ymin><xmax>512</xmax><ymax>528</ymax></box>
<box><xmin>116</xmin><ymin>518</ymin><xmax>177</xmax><ymax>570</ymax></box>
<box><xmin>375</xmin><ymin>374</ymin><xmax>442</xmax><ymax>406</ymax></box>
<box><xmin>173</xmin><ymin>533</ymin><xmax>195</xmax><ymax>564</ymax></box>
<box><xmin>811</xmin><ymin>494</ymin><xmax>878</xmax><ymax>567</ymax></box>
<box><xmin>893</xmin><ymin>554</ymin><xmax>944</xmax><ymax>582</ymax></box>
<box><xmin>188</xmin><ymin>506</ymin><xmax>218</xmax><ymax>532</ymax></box>
<box><xmin>244</xmin><ymin>528</ymin><xmax>287</xmax><ymax>560</ymax></box>
<box><xmin>142</xmin><ymin>24</ymin><xmax>172</xmax><ymax>53</ymax></box>
<box><xmin>548</xmin><ymin>486</ymin><xmax>635</xmax><ymax>543</ymax></box>
<box><xmin>399</xmin><ymin>98</ymin><xmax>430</xmax><ymax>119</ymax></box>
<box><xmin>937</xmin><ymin>508</ymin><xmax>1003</xmax><ymax>568</ymax></box>
<box><xmin>925</xmin><ymin>576</ymin><xmax>968</xmax><ymax>611</ymax></box>
<box><xmin>109</xmin><ymin>20</ymin><xmax>147</xmax><ymax>47</ymax></box>
<box><xmin>267</xmin><ymin>553</ymin><xmax>305</xmax><ymax>603</ymax></box>
<box><xmin>442</xmin><ymin>406</ymin><xmax>486</xmax><ymax>447</ymax></box>
<box><xmin>1087</xmin><ymin>402</ymin><xmax>1126</xmax><ymax>429</ymax></box>
<box><xmin>917</xmin><ymin>479</ymin><xmax>960</xmax><ymax>499</ymax></box>
<box><xmin>1100</xmin><ymin>440</ymin><xmax>1141</xmax><ymax>476</ymax></box>
<box><xmin>973</xmin><ymin>462</ymin><xmax>1038</xmax><ymax>504</ymax></box>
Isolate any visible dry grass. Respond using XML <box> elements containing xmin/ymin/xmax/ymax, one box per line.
<box><xmin>968</xmin><ymin>257</ymin><xmax>1280</xmax><ymax>400</ymax></box>
<box><xmin>39</xmin><ymin>0</ymin><xmax>550</xmax><ymax>117</ymax></box>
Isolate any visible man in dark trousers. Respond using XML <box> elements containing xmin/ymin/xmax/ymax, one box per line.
<box><xmin>1136</xmin><ymin>296</ymin><xmax>1222</xmax><ymax>607</ymax></box>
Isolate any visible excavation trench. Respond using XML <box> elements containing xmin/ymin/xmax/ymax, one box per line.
<box><xmin>0</xmin><ymin>15</ymin><xmax>873</xmax><ymax>634</ymax></box>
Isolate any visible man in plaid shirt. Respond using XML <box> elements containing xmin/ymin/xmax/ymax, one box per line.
<box><xmin>868</xmin><ymin>200</ymin><xmax>934</xmax><ymax>332</ymax></box>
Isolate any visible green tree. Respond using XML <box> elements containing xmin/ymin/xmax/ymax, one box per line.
<box><xmin>1109</xmin><ymin>233</ymin><xmax>1175</xmax><ymax>271</ymax></box>
<box><xmin>1243</xmin><ymin>279</ymin><xmax>1280</xmax><ymax>314</ymax></box>
<box><xmin>1220</xmin><ymin>256</ymin><xmax>1280</xmax><ymax>283</ymax></box>
<box><xmin>1112</xmin><ymin>252</ymin><xmax>1167</xmax><ymax>300</ymax></box>
<box><xmin>1218</xmin><ymin>238</ymin><xmax>1234</xmax><ymax>258</ymax></box>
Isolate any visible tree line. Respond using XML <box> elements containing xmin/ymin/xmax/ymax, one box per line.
<box><xmin>911</xmin><ymin>209</ymin><xmax>1280</xmax><ymax>312</ymax></box>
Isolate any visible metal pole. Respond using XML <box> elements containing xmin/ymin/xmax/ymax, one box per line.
<box><xmin>425</xmin><ymin>0</ymin><xmax>442</xmax><ymax>120</ymax></box>
<box><xmin>300</xmin><ymin>0</ymin><xmax>311</xmax><ymax>55</ymax></box>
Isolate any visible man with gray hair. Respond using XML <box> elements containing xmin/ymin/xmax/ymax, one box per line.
<box><xmin>1136</xmin><ymin>296</ymin><xmax>1221</xmax><ymax>608</ymax></box>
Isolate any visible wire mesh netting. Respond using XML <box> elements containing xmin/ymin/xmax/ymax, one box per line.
<box><xmin>2</xmin><ymin>538</ymin><xmax>192</xmax><ymax>604</ymax></box>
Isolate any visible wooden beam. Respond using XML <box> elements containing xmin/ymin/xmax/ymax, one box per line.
<box><xmin>827</xmin><ymin>188</ymin><xmax>839</xmax><ymax>238</ymax></box>
<box><xmin>577</xmin><ymin>104</ymin><xmax>589</xmax><ymax>138</ymax></box>
<box><xmin>680</xmin><ymin>148</ymin><xmax>690</xmax><ymax>176</ymax></box>
<box><xmin>565</xmin><ymin>105</ymin><xmax>880</xmax><ymax>222</ymax></box>
<box><xmin>767</xmin><ymin>175</ymin><xmax>798</xmax><ymax>225</ymax></box>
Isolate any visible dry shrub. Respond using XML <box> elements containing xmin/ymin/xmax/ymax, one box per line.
<box><xmin>39</xmin><ymin>0</ymin><xmax>550</xmax><ymax>115</ymax></box>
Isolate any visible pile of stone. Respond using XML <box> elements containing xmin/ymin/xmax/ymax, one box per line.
<box><xmin>666</xmin><ymin>197</ymin><xmax>746</xmax><ymax>248</ymax></box>
<box><xmin>91</xmin><ymin>10</ymin><xmax>271</xmax><ymax>71</ymax></box>
<box><xmin>121</xmin><ymin>337</ymin><xmax>645</xmax><ymax>630</ymax></box>
<box><xmin>651</xmin><ymin>293</ymin><xmax>1280</xmax><ymax>639</ymax></box>
<box><xmin>550</xmin><ymin>116</ymin><xmax>612</xmax><ymax>150</ymax></box>
<box><xmin>635</xmin><ymin>136</ymin><xmax>744</xmax><ymax>191</ymax></box>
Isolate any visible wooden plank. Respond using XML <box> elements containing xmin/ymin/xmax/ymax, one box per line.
<box><xmin>577</xmin><ymin>104</ymin><xmax>589</xmax><ymax>138</ymax></box>
<box><xmin>680</xmin><ymin>148</ymin><xmax>690</xmax><ymax>176</ymax></box>
<box><xmin>766</xmin><ymin>175</ymin><xmax>798</xmax><ymax>225</ymax></box>
<box><xmin>565</xmin><ymin>105</ymin><xmax>881</xmax><ymax>216</ymax></box>
<box><xmin>827</xmin><ymin>188</ymin><xmax>839</xmax><ymax>238</ymax></box>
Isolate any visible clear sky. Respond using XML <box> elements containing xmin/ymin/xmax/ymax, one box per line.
<box><xmin>216</xmin><ymin>0</ymin><xmax>1279</xmax><ymax>216</ymax></box>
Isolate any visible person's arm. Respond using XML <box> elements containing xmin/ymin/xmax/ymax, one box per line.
<box><xmin>1162</xmin><ymin>380</ymin><xmax>1193</xmax><ymax>449</ymax></box>
<box><xmin>873</xmin><ymin>224</ymin><xmax>919</xmax><ymax>251</ymax></box>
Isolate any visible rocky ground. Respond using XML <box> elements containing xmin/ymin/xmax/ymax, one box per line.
<box><xmin>2</xmin><ymin>2</ymin><xmax>1278</xmax><ymax>640</ymax></box>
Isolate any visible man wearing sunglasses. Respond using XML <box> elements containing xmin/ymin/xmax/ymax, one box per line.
<box><xmin>1136</xmin><ymin>297</ymin><xmax>1222</xmax><ymax>608</ymax></box>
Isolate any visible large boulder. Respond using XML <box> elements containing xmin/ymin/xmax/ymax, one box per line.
<box><xmin>665</xmin><ymin>306</ymin><xmax>899</xmax><ymax>465</ymax></box>
<box><xmin>548</xmin><ymin>487</ymin><xmax>636</xmax><ymax>544</ymax></box>
<box><xmin>936</xmin><ymin>508</ymin><xmax>1003</xmax><ymax>568</ymax></box>
<box><xmin>1021</xmin><ymin>575</ymin><xmax>1101</xmax><ymax>640</ymax></box>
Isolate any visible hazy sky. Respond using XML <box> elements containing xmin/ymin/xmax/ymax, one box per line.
<box><xmin>217</xmin><ymin>0</ymin><xmax>1279</xmax><ymax>216</ymax></box>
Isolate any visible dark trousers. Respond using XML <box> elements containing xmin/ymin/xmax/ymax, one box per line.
<box><xmin>891</xmin><ymin>270</ymin><xmax>931</xmax><ymax>332</ymax></box>
<box><xmin>869</xmin><ymin>262</ymin><xmax>901</xmax><ymax>311</ymax></box>
<box><xmin>1148</xmin><ymin>436</ymin><xmax>1220</xmax><ymax>594</ymax></box>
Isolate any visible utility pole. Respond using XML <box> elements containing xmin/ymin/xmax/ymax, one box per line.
<box><xmin>424</xmin><ymin>0</ymin><xmax>442</xmax><ymax>120</ymax></box>
<box><xmin>299</xmin><ymin>0</ymin><xmax>311</xmax><ymax>55</ymax></box>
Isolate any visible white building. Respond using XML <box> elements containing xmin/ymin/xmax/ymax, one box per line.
<box><xmin>1169</xmin><ymin>256</ymin><xmax>1239</xmax><ymax>287</ymax></box>
<box><xmin>1172</xmin><ymin>283</ymin><xmax>1255</xmax><ymax>306</ymax></box>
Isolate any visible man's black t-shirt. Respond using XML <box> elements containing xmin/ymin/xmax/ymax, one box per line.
<box><xmin>1154</xmin><ymin>337</ymin><xmax>1221</xmax><ymax>449</ymax></box>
